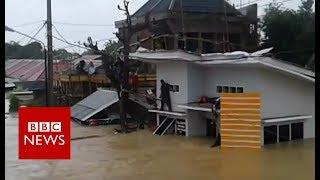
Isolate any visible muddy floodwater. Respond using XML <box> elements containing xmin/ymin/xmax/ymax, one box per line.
<box><xmin>5</xmin><ymin>98</ymin><xmax>314</xmax><ymax>180</ymax></box>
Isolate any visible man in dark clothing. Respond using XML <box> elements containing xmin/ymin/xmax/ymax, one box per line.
<box><xmin>160</xmin><ymin>79</ymin><xmax>172</xmax><ymax>111</ymax></box>
<box><xmin>76</xmin><ymin>60</ymin><xmax>87</xmax><ymax>74</ymax></box>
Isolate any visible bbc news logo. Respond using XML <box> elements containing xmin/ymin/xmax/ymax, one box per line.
<box><xmin>19</xmin><ymin>107</ymin><xmax>70</xmax><ymax>159</ymax></box>
<box><xmin>24</xmin><ymin>122</ymin><xmax>65</xmax><ymax>146</ymax></box>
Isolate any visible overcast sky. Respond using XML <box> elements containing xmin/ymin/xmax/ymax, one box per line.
<box><xmin>5</xmin><ymin>0</ymin><xmax>303</xmax><ymax>54</ymax></box>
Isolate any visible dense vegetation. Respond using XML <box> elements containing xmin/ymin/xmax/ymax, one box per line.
<box><xmin>5</xmin><ymin>41</ymin><xmax>80</xmax><ymax>60</ymax></box>
<box><xmin>261</xmin><ymin>0</ymin><xmax>315</xmax><ymax>69</ymax></box>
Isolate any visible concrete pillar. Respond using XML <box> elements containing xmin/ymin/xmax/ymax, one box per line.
<box><xmin>174</xmin><ymin>34</ymin><xmax>179</xmax><ymax>49</ymax></box>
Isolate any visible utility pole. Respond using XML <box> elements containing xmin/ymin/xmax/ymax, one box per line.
<box><xmin>47</xmin><ymin>0</ymin><xmax>54</xmax><ymax>106</ymax></box>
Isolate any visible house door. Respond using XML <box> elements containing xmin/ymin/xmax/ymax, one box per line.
<box><xmin>206</xmin><ymin>119</ymin><xmax>216</xmax><ymax>138</ymax></box>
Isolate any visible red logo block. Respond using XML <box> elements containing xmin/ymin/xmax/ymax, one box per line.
<box><xmin>18</xmin><ymin>107</ymin><xmax>70</xmax><ymax>159</ymax></box>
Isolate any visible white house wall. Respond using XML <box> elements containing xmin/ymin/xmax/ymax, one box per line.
<box><xmin>156</xmin><ymin>62</ymin><xmax>189</xmax><ymax>112</ymax></box>
<box><xmin>258</xmin><ymin>68</ymin><xmax>315</xmax><ymax>138</ymax></box>
<box><xmin>155</xmin><ymin>61</ymin><xmax>314</xmax><ymax>139</ymax></box>
<box><xmin>204</xmin><ymin>66</ymin><xmax>260</xmax><ymax>97</ymax></box>
<box><xmin>187</xmin><ymin>64</ymin><xmax>205</xmax><ymax>103</ymax></box>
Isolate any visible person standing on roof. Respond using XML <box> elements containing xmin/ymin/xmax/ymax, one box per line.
<box><xmin>88</xmin><ymin>61</ymin><xmax>96</xmax><ymax>75</ymax></box>
<box><xmin>160</xmin><ymin>79</ymin><xmax>172</xmax><ymax>111</ymax></box>
<box><xmin>76</xmin><ymin>60</ymin><xmax>87</xmax><ymax>74</ymax></box>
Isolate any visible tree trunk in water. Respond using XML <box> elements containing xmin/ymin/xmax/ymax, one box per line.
<box><xmin>119</xmin><ymin>91</ymin><xmax>127</xmax><ymax>133</ymax></box>
<box><xmin>119</xmin><ymin>39</ymin><xmax>130</xmax><ymax>132</ymax></box>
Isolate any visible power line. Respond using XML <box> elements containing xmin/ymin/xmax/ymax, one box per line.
<box><xmin>16</xmin><ymin>22</ymin><xmax>45</xmax><ymax>44</ymax></box>
<box><xmin>52</xmin><ymin>25</ymin><xmax>81</xmax><ymax>54</ymax></box>
<box><xmin>96</xmin><ymin>37</ymin><xmax>118</xmax><ymax>42</ymax></box>
<box><xmin>52</xmin><ymin>21</ymin><xmax>114</xmax><ymax>27</ymax></box>
<box><xmin>51</xmin><ymin>35</ymin><xmax>91</xmax><ymax>51</ymax></box>
<box><xmin>13</xmin><ymin>20</ymin><xmax>45</xmax><ymax>28</ymax></box>
<box><xmin>27</xmin><ymin>22</ymin><xmax>47</xmax><ymax>44</ymax></box>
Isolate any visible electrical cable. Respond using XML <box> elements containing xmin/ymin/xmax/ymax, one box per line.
<box><xmin>52</xmin><ymin>21</ymin><xmax>114</xmax><ymax>27</ymax></box>
<box><xmin>52</xmin><ymin>25</ymin><xmax>81</xmax><ymax>54</ymax></box>
<box><xmin>27</xmin><ymin>22</ymin><xmax>47</xmax><ymax>44</ymax></box>
<box><xmin>16</xmin><ymin>22</ymin><xmax>45</xmax><ymax>44</ymax></box>
<box><xmin>13</xmin><ymin>20</ymin><xmax>45</xmax><ymax>28</ymax></box>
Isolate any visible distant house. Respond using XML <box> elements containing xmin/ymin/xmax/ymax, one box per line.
<box><xmin>71</xmin><ymin>55</ymin><xmax>102</xmax><ymax>68</ymax></box>
<box><xmin>5</xmin><ymin>59</ymin><xmax>72</xmax><ymax>91</ymax></box>
<box><xmin>130</xmin><ymin>49</ymin><xmax>315</xmax><ymax>146</ymax></box>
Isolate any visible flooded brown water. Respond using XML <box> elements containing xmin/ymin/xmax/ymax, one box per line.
<box><xmin>5</xmin><ymin>96</ymin><xmax>314</xmax><ymax>180</ymax></box>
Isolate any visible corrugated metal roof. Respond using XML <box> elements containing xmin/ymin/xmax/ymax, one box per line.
<box><xmin>72</xmin><ymin>55</ymin><xmax>101</xmax><ymax>65</ymax></box>
<box><xmin>5</xmin><ymin>59</ymin><xmax>72</xmax><ymax>81</ymax></box>
<box><xmin>129</xmin><ymin>49</ymin><xmax>315</xmax><ymax>82</ymax></box>
<box><xmin>133</xmin><ymin>0</ymin><xmax>240</xmax><ymax>17</ymax></box>
<box><xmin>71</xmin><ymin>90</ymin><xmax>119</xmax><ymax>121</ymax></box>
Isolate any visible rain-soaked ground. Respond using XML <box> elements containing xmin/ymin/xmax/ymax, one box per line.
<box><xmin>5</xmin><ymin>96</ymin><xmax>315</xmax><ymax>180</ymax></box>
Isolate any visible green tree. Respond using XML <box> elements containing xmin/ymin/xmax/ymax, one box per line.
<box><xmin>5</xmin><ymin>41</ymin><xmax>80</xmax><ymax>60</ymax></box>
<box><xmin>53</xmin><ymin>49</ymin><xmax>80</xmax><ymax>60</ymax></box>
<box><xmin>261</xmin><ymin>0</ymin><xmax>314</xmax><ymax>69</ymax></box>
<box><xmin>104</xmin><ymin>40</ymin><xmax>120</xmax><ymax>58</ymax></box>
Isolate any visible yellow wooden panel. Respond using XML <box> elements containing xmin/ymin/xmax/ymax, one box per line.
<box><xmin>220</xmin><ymin>92</ymin><xmax>260</xmax><ymax>97</ymax></box>
<box><xmin>221</xmin><ymin>129</ymin><xmax>260</xmax><ymax>136</ymax></box>
<box><xmin>222</xmin><ymin>119</ymin><xmax>260</xmax><ymax>125</ymax></box>
<box><xmin>221</xmin><ymin>145</ymin><xmax>261</xmax><ymax>149</ymax></box>
<box><xmin>220</xmin><ymin>125</ymin><xmax>260</xmax><ymax>131</ymax></box>
<box><xmin>220</xmin><ymin>109</ymin><xmax>260</xmax><ymax>114</ymax></box>
<box><xmin>220</xmin><ymin>92</ymin><xmax>261</xmax><ymax>149</ymax></box>
<box><xmin>221</xmin><ymin>103</ymin><xmax>260</xmax><ymax>109</ymax></box>
<box><xmin>221</xmin><ymin>135</ymin><xmax>261</xmax><ymax>142</ymax></box>
<box><xmin>221</xmin><ymin>114</ymin><xmax>260</xmax><ymax>119</ymax></box>
<box><xmin>220</xmin><ymin>98</ymin><xmax>260</xmax><ymax>104</ymax></box>
<box><xmin>221</xmin><ymin>140</ymin><xmax>261</xmax><ymax>147</ymax></box>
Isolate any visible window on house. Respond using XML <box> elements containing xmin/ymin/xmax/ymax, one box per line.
<box><xmin>186</xmin><ymin>32</ymin><xmax>198</xmax><ymax>52</ymax></box>
<box><xmin>217</xmin><ymin>86</ymin><xmax>222</xmax><ymax>93</ymax></box>
<box><xmin>291</xmin><ymin>122</ymin><xmax>303</xmax><ymax>140</ymax></box>
<box><xmin>202</xmin><ymin>33</ymin><xmax>215</xmax><ymax>53</ymax></box>
<box><xmin>217</xmin><ymin>86</ymin><xmax>244</xmax><ymax>93</ymax></box>
<box><xmin>172</xmin><ymin>85</ymin><xmax>179</xmax><ymax>92</ymax></box>
<box><xmin>230</xmin><ymin>87</ymin><xmax>236</xmax><ymax>93</ymax></box>
<box><xmin>264</xmin><ymin>125</ymin><xmax>277</xmax><ymax>145</ymax></box>
<box><xmin>170</xmin><ymin>85</ymin><xmax>179</xmax><ymax>92</ymax></box>
<box><xmin>279</xmin><ymin>125</ymin><xmax>290</xmax><ymax>142</ymax></box>
<box><xmin>264</xmin><ymin>121</ymin><xmax>304</xmax><ymax>145</ymax></box>
<box><xmin>223</xmin><ymin>86</ymin><xmax>229</xmax><ymax>93</ymax></box>
<box><xmin>236</xmin><ymin>87</ymin><xmax>244</xmax><ymax>93</ymax></box>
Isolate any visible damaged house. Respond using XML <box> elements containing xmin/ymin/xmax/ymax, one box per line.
<box><xmin>117</xmin><ymin>0</ymin><xmax>315</xmax><ymax>148</ymax></box>
<box><xmin>130</xmin><ymin>48</ymin><xmax>315</xmax><ymax>147</ymax></box>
